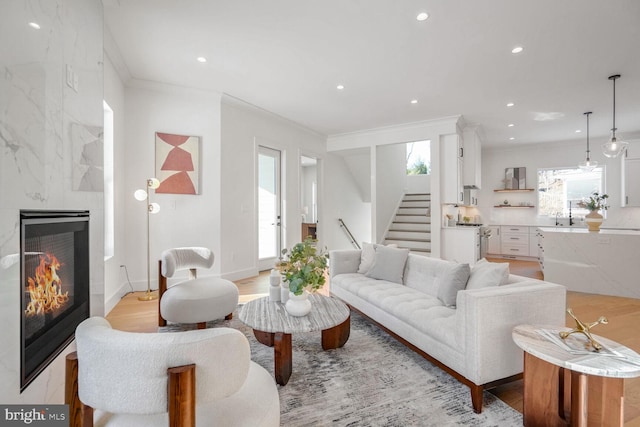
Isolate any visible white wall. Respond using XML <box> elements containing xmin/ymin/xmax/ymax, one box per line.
<box><xmin>123</xmin><ymin>83</ymin><xmax>223</xmax><ymax>289</ymax></box>
<box><xmin>324</xmin><ymin>153</ymin><xmax>372</xmax><ymax>249</ymax></box>
<box><xmin>374</xmin><ymin>143</ymin><xmax>406</xmax><ymax>242</ymax></box>
<box><xmin>220</xmin><ymin>98</ymin><xmax>327</xmax><ymax>278</ymax></box>
<box><xmin>103</xmin><ymin>52</ymin><xmax>128</xmax><ymax>313</ymax></box>
<box><xmin>479</xmin><ymin>141</ymin><xmax>640</xmax><ymax>228</ymax></box>
<box><xmin>0</xmin><ymin>0</ymin><xmax>103</xmax><ymax>403</ymax></box>
<box><xmin>301</xmin><ymin>164</ymin><xmax>317</xmax><ymax>223</ymax></box>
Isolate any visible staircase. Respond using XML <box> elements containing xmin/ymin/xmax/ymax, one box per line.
<box><xmin>384</xmin><ymin>193</ymin><xmax>431</xmax><ymax>255</ymax></box>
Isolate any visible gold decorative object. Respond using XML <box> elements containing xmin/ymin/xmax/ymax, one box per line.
<box><xmin>559</xmin><ymin>308</ymin><xmax>608</xmax><ymax>351</ymax></box>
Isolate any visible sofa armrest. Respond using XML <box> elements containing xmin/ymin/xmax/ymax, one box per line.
<box><xmin>329</xmin><ymin>249</ymin><xmax>362</xmax><ymax>278</ymax></box>
<box><xmin>456</xmin><ymin>281</ymin><xmax>566</xmax><ymax>385</ymax></box>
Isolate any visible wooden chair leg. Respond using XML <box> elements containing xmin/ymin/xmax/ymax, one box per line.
<box><xmin>197</xmin><ymin>322</ymin><xmax>206</xmax><ymax>329</ymax></box>
<box><xmin>158</xmin><ymin>260</ymin><xmax>167</xmax><ymax>327</ymax></box>
<box><xmin>65</xmin><ymin>352</ymin><xmax>94</xmax><ymax>427</ymax></box>
<box><xmin>168</xmin><ymin>364</ymin><xmax>196</xmax><ymax>427</ymax></box>
<box><xmin>225</xmin><ymin>313</ymin><xmax>233</xmax><ymax>320</ymax></box>
<box><xmin>470</xmin><ymin>384</ymin><xmax>484</xmax><ymax>413</ymax></box>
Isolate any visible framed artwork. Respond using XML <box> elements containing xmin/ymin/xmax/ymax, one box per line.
<box><xmin>505</xmin><ymin>167</ymin><xmax>526</xmax><ymax>189</ymax></box>
<box><xmin>155</xmin><ymin>132</ymin><xmax>201</xmax><ymax>194</ymax></box>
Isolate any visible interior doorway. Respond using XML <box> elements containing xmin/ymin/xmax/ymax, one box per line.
<box><xmin>257</xmin><ymin>146</ymin><xmax>282</xmax><ymax>271</ymax></box>
<box><xmin>300</xmin><ymin>155</ymin><xmax>318</xmax><ymax>241</ymax></box>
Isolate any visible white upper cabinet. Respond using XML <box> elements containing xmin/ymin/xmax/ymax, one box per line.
<box><xmin>622</xmin><ymin>140</ymin><xmax>640</xmax><ymax>207</ymax></box>
<box><xmin>441</xmin><ymin>134</ymin><xmax>464</xmax><ymax>204</ymax></box>
<box><xmin>462</xmin><ymin>127</ymin><xmax>482</xmax><ymax>189</ymax></box>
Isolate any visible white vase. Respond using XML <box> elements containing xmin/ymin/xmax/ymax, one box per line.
<box><xmin>285</xmin><ymin>291</ymin><xmax>312</xmax><ymax>317</ymax></box>
<box><xmin>280</xmin><ymin>284</ymin><xmax>289</xmax><ymax>303</ymax></box>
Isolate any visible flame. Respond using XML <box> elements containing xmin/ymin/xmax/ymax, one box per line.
<box><xmin>25</xmin><ymin>253</ymin><xmax>69</xmax><ymax>316</ymax></box>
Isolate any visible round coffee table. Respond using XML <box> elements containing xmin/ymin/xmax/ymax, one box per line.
<box><xmin>239</xmin><ymin>293</ymin><xmax>350</xmax><ymax>385</ymax></box>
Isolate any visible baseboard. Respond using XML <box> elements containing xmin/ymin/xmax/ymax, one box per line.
<box><xmin>221</xmin><ymin>267</ymin><xmax>259</xmax><ymax>281</ymax></box>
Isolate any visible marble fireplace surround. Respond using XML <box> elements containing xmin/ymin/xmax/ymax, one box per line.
<box><xmin>0</xmin><ymin>0</ymin><xmax>104</xmax><ymax>404</ymax></box>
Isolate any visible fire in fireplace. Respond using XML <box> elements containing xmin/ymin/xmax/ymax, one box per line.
<box><xmin>20</xmin><ymin>210</ymin><xmax>90</xmax><ymax>391</ymax></box>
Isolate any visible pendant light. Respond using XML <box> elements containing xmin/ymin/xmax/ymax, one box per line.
<box><xmin>579</xmin><ymin>112</ymin><xmax>597</xmax><ymax>171</ymax></box>
<box><xmin>602</xmin><ymin>74</ymin><xmax>628</xmax><ymax>158</ymax></box>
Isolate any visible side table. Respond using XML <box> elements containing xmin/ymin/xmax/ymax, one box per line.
<box><xmin>239</xmin><ymin>294</ymin><xmax>350</xmax><ymax>386</ymax></box>
<box><xmin>513</xmin><ymin>324</ymin><xmax>640</xmax><ymax>427</ymax></box>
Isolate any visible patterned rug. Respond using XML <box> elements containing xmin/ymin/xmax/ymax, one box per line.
<box><xmin>160</xmin><ymin>308</ymin><xmax>522</xmax><ymax>426</ymax></box>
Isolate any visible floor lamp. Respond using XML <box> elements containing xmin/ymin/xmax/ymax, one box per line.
<box><xmin>134</xmin><ymin>178</ymin><xmax>160</xmax><ymax>301</ymax></box>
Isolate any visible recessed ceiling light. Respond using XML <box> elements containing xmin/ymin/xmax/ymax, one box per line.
<box><xmin>416</xmin><ymin>12</ymin><xmax>429</xmax><ymax>21</ymax></box>
<box><xmin>509</xmin><ymin>137</ymin><xmax>515</xmax><ymax>141</ymax></box>
<box><xmin>575</xmin><ymin>130</ymin><xmax>582</xmax><ymax>133</ymax></box>
<box><xmin>506</xmin><ymin>102</ymin><xmax>515</xmax><ymax>107</ymax></box>
<box><xmin>336</xmin><ymin>84</ymin><xmax>345</xmax><ymax>90</ymax></box>
<box><xmin>511</xmin><ymin>46</ymin><xmax>524</xmax><ymax>54</ymax></box>
<box><xmin>410</xmin><ymin>99</ymin><xmax>418</xmax><ymax>104</ymax></box>
<box><xmin>196</xmin><ymin>57</ymin><xmax>207</xmax><ymax>63</ymax></box>
<box><xmin>28</xmin><ymin>22</ymin><xmax>40</xmax><ymax>30</ymax></box>
<box><xmin>508</xmin><ymin>123</ymin><xmax>514</xmax><ymax>127</ymax></box>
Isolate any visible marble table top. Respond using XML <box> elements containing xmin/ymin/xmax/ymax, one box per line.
<box><xmin>239</xmin><ymin>293</ymin><xmax>350</xmax><ymax>334</ymax></box>
<box><xmin>513</xmin><ymin>324</ymin><xmax>640</xmax><ymax>379</ymax></box>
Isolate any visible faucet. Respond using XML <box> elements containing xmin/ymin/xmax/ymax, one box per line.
<box><xmin>569</xmin><ymin>201</ymin><xmax>574</xmax><ymax>226</ymax></box>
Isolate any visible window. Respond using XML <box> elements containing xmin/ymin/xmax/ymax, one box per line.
<box><xmin>538</xmin><ymin>166</ymin><xmax>605</xmax><ymax>217</ymax></box>
<box><xmin>406</xmin><ymin>140</ymin><xmax>430</xmax><ymax>175</ymax></box>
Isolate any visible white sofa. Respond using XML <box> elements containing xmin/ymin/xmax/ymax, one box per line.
<box><xmin>329</xmin><ymin>246</ymin><xmax>566</xmax><ymax>413</ymax></box>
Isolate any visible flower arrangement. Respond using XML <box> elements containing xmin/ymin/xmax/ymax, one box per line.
<box><xmin>578</xmin><ymin>192</ymin><xmax>609</xmax><ymax>212</ymax></box>
<box><xmin>276</xmin><ymin>237</ymin><xmax>328</xmax><ymax>296</ymax></box>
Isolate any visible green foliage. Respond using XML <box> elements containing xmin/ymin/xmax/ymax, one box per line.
<box><xmin>277</xmin><ymin>237</ymin><xmax>328</xmax><ymax>295</ymax></box>
<box><xmin>407</xmin><ymin>159</ymin><xmax>430</xmax><ymax>175</ymax></box>
<box><xmin>578</xmin><ymin>191</ymin><xmax>609</xmax><ymax>211</ymax></box>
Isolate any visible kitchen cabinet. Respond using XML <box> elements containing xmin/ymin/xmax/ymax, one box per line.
<box><xmin>442</xmin><ymin>227</ymin><xmax>480</xmax><ymax>265</ymax></box>
<box><xmin>529</xmin><ymin>227</ymin><xmax>539</xmax><ymax>259</ymax></box>
<box><xmin>500</xmin><ymin>225</ymin><xmax>529</xmax><ymax>257</ymax></box>
<box><xmin>441</xmin><ymin>134</ymin><xmax>464</xmax><ymax>204</ymax></box>
<box><xmin>623</xmin><ymin>140</ymin><xmax>640</xmax><ymax>207</ymax></box>
<box><xmin>462</xmin><ymin>127</ymin><xmax>482</xmax><ymax>189</ymax></box>
<box><xmin>487</xmin><ymin>226</ymin><xmax>501</xmax><ymax>254</ymax></box>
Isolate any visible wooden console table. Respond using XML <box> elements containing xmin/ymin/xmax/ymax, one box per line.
<box><xmin>513</xmin><ymin>324</ymin><xmax>640</xmax><ymax>426</ymax></box>
<box><xmin>301</xmin><ymin>222</ymin><xmax>317</xmax><ymax>240</ymax></box>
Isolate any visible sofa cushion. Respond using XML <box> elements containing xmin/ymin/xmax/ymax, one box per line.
<box><xmin>466</xmin><ymin>259</ymin><xmax>510</xmax><ymax>290</ymax></box>
<box><xmin>365</xmin><ymin>246</ymin><xmax>410</xmax><ymax>284</ymax></box>
<box><xmin>357</xmin><ymin>242</ymin><xmax>376</xmax><ymax>274</ymax></box>
<box><xmin>436</xmin><ymin>263</ymin><xmax>471</xmax><ymax>307</ymax></box>
<box><xmin>404</xmin><ymin>255</ymin><xmax>464</xmax><ymax>299</ymax></box>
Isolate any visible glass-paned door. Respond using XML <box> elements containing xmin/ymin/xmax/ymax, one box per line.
<box><xmin>258</xmin><ymin>146</ymin><xmax>282</xmax><ymax>270</ymax></box>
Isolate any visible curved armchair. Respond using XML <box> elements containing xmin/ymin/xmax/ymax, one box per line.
<box><xmin>66</xmin><ymin>317</ymin><xmax>280</xmax><ymax>427</ymax></box>
<box><xmin>159</xmin><ymin>247</ymin><xmax>239</xmax><ymax>328</ymax></box>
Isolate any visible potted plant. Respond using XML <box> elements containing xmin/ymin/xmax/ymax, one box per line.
<box><xmin>578</xmin><ymin>192</ymin><xmax>609</xmax><ymax>232</ymax></box>
<box><xmin>578</xmin><ymin>191</ymin><xmax>609</xmax><ymax>212</ymax></box>
<box><xmin>276</xmin><ymin>237</ymin><xmax>328</xmax><ymax>316</ymax></box>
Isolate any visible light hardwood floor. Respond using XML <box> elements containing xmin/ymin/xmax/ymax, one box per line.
<box><xmin>106</xmin><ymin>259</ymin><xmax>640</xmax><ymax>425</ymax></box>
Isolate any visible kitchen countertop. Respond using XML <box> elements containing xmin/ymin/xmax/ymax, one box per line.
<box><xmin>538</xmin><ymin>227</ymin><xmax>640</xmax><ymax>236</ymax></box>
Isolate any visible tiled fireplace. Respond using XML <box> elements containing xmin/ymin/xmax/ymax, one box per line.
<box><xmin>20</xmin><ymin>211</ymin><xmax>90</xmax><ymax>391</ymax></box>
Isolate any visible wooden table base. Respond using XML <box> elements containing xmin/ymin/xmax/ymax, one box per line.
<box><xmin>523</xmin><ymin>352</ymin><xmax>625</xmax><ymax>427</ymax></box>
<box><xmin>253</xmin><ymin>315</ymin><xmax>350</xmax><ymax>385</ymax></box>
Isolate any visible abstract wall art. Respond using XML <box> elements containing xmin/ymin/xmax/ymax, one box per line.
<box><xmin>155</xmin><ymin>132</ymin><xmax>201</xmax><ymax>194</ymax></box>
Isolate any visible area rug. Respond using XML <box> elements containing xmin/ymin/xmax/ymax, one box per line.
<box><xmin>160</xmin><ymin>309</ymin><xmax>523</xmax><ymax>426</ymax></box>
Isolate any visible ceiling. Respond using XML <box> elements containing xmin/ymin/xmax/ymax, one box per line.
<box><xmin>103</xmin><ymin>0</ymin><xmax>640</xmax><ymax>148</ymax></box>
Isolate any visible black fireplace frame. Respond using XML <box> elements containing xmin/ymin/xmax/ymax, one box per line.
<box><xmin>20</xmin><ymin>210</ymin><xmax>90</xmax><ymax>392</ymax></box>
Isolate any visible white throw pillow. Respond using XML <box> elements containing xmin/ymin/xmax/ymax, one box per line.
<box><xmin>466</xmin><ymin>258</ymin><xmax>510</xmax><ymax>290</ymax></box>
<box><xmin>436</xmin><ymin>263</ymin><xmax>471</xmax><ymax>307</ymax></box>
<box><xmin>357</xmin><ymin>242</ymin><xmax>377</xmax><ymax>274</ymax></box>
<box><xmin>365</xmin><ymin>245</ymin><xmax>410</xmax><ymax>284</ymax></box>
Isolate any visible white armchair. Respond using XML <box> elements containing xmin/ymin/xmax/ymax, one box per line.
<box><xmin>66</xmin><ymin>317</ymin><xmax>280</xmax><ymax>427</ymax></box>
<box><xmin>158</xmin><ymin>247</ymin><xmax>239</xmax><ymax>329</ymax></box>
